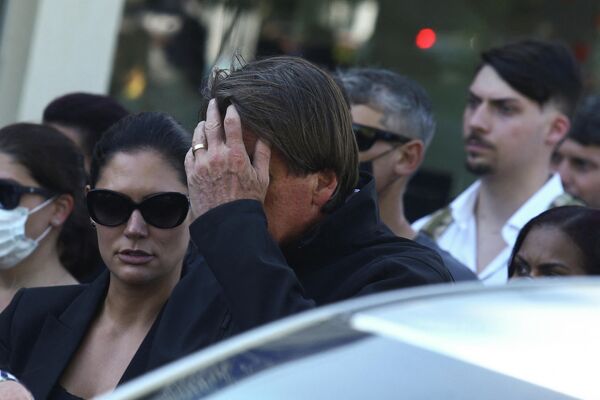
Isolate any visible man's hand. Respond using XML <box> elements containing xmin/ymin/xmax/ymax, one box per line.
<box><xmin>0</xmin><ymin>381</ymin><xmax>34</xmax><ymax>400</ymax></box>
<box><xmin>185</xmin><ymin>99</ymin><xmax>271</xmax><ymax>220</ymax></box>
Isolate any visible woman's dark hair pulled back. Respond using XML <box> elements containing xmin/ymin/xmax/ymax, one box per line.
<box><xmin>90</xmin><ymin>112</ymin><xmax>191</xmax><ymax>188</ymax></box>
<box><xmin>508</xmin><ymin>206</ymin><xmax>600</xmax><ymax>277</ymax></box>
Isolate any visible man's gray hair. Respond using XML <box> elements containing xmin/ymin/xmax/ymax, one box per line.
<box><xmin>337</xmin><ymin>68</ymin><xmax>436</xmax><ymax>147</ymax></box>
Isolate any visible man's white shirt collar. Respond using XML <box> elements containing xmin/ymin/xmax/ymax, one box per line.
<box><xmin>449</xmin><ymin>180</ymin><xmax>480</xmax><ymax>230</ymax></box>
<box><xmin>501</xmin><ymin>174</ymin><xmax>564</xmax><ymax>244</ymax></box>
<box><xmin>444</xmin><ymin>174</ymin><xmax>565</xmax><ymax>284</ymax></box>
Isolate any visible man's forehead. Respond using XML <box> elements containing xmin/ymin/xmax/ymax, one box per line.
<box><xmin>561</xmin><ymin>138</ymin><xmax>600</xmax><ymax>159</ymax></box>
<box><xmin>350</xmin><ymin>104</ymin><xmax>386</xmax><ymax>130</ymax></box>
<box><xmin>469</xmin><ymin>65</ymin><xmax>527</xmax><ymax>103</ymax></box>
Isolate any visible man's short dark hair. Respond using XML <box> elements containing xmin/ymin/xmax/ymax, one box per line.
<box><xmin>200</xmin><ymin>56</ymin><xmax>359</xmax><ymax>212</ymax></box>
<box><xmin>567</xmin><ymin>95</ymin><xmax>600</xmax><ymax>146</ymax></box>
<box><xmin>337</xmin><ymin>68</ymin><xmax>436</xmax><ymax>146</ymax></box>
<box><xmin>479</xmin><ymin>39</ymin><xmax>582</xmax><ymax>117</ymax></box>
<box><xmin>43</xmin><ymin>92</ymin><xmax>129</xmax><ymax>158</ymax></box>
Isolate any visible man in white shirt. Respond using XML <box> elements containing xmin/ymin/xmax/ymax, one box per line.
<box><xmin>413</xmin><ymin>39</ymin><xmax>583</xmax><ymax>284</ymax></box>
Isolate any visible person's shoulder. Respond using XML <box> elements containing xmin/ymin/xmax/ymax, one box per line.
<box><xmin>362</xmin><ymin>234</ymin><xmax>453</xmax><ymax>283</ymax></box>
<box><xmin>18</xmin><ymin>283</ymin><xmax>86</xmax><ymax>300</ymax></box>
<box><xmin>414</xmin><ymin>232</ymin><xmax>478</xmax><ymax>282</ymax></box>
<box><xmin>6</xmin><ymin>284</ymin><xmax>87</xmax><ymax>318</ymax></box>
<box><xmin>411</xmin><ymin>206</ymin><xmax>454</xmax><ymax>240</ymax></box>
<box><xmin>413</xmin><ymin>181</ymin><xmax>481</xmax><ymax>234</ymax></box>
<box><xmin>0</xmin><ymin>284</ymin><xmax>89</xmax><ymax>351</ymax></box>
<box><xmin>411</xmin><ymin>212</ymin><xmax>433</xmax><ymax>231</ymax></box>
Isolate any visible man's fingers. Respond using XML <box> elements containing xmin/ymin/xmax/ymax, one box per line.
<box><xmin>204</xmin><ymin>99</ymin><xmax>224</xmax><ymax>149</ymax></box>
<box><xmin>223</xmin><ymin>104</ymin><xmax>244</xmax><ymax>148</ymax></box>
<box><xmin>253</xmin><ymin>138</ymin><xmax>271</xmax><ymax>185</ymax></box>
<box><xmin>184</xmin><ymin>147</ymin><xmax>196</xmax><ymax>175</ymax></box>
<box><xmin>191</xmin><ymin>121</ymin><xmax>206</xmax><ymax>155</ymax></box>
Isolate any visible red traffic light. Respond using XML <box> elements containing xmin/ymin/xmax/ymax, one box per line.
<box><xmin>416</xmin><ymin>28</ymin><xmax>436</xmax><ymax>49</ymax></box>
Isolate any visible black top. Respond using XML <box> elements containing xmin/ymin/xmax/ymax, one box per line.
<box><xmin>0</xmin><ymin>253</ymin><xmax>233</xmax><ymax>400</ymax></box>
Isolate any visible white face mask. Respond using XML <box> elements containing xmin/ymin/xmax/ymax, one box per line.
<box><xmin>0</xmin><ymin>197</ymin><xmax>55</xmax><ymax>270</ymax></box>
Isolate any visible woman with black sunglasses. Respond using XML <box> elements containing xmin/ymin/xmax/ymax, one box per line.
<box><xmin>0</xmin><ymin>112</ymin><xmax>232</xmax><ymax>399</ymax></box>
<box><xmin>0</xmin><ymin>124</ymin><xmax>96</xmax><ymax>312</ymax></box>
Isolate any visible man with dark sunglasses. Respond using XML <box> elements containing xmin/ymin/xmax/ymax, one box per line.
<box><xmin>338</xmin><ymin>68</ymin><xmax>476</xmax><ymax>282</ymax></box>
<box><xmin>185</xmin><ymin>56</ymin><xmax>452</xmax><ymax>331</ymax></box>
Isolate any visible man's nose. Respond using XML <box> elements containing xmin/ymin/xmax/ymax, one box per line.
<box><xmin>466</xmin><ymin>103</ymin><xmax>490</xmax><ymax>133</ymax></box>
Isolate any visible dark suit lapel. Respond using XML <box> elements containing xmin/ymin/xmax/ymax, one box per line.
<box><xmin>21</xmin><ymin>272</ymin><xmax>109</xmax><ymax>400</ymax></box>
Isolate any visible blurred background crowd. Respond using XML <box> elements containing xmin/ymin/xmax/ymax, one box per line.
<box><xmin>3</xmin><ymin>0</ymin><xmax>600</xmax><ymax>216</ymax></box>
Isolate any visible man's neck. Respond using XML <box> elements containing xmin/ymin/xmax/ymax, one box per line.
<box><xmin>476</xmin><ymin>163</ymin><xmax>551</xmax><ymax>224</ymax></box>
<box><xmin>378</xmin><ymin>178</ymin><xmax>416</xmax><ymax>239</ymax></box>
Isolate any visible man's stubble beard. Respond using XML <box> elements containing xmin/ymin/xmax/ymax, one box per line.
<box><xmin>465</xmin><ymin>160</ymin><xmax>494</xmax><ymax>176</ymax></box>
<box><xmin>463</xmin><ymin>131</ymin><xmax>496</xmax><ymax>177</ymax></box>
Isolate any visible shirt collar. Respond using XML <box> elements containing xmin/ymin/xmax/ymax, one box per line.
<box><xmin>502</xmin><ymin>174</ymin><xmax>564</xmax><ymax>243</ymax></box>
<box><xmin>449</xmin><ymin>180</ymin><xmax>481</xmax><ymax>228</ymax></box>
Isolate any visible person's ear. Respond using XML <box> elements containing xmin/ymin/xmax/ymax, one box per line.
<box><xmin>545</xmin><ymin>113</ymin><xmax>570</xmax><ymax>147</ymax></box>
<box><xmin>312</xmin><ymin>170</ymin><xmax>338</xmax><ymax>209</ymax></box>
<box><xmin>393</xmin><ymin>140</ymin><xmax>425</xmax><ymax>176</ymax></box>
<box><xmin>50</xmin><ymin>194</ymin><xmax>74</xmax><ymax>227</ymax></box>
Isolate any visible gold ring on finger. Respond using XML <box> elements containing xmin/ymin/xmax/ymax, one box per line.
<box><xmin>192</xmin><ymin>143</ymin><xmax>207</xmax><ymax>154</ymax></box>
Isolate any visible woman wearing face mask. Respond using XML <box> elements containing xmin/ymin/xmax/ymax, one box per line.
<box><xmin>0</xmin><ymin>123</ymin><xmax>96</xmax><ymax>310</ymax></box>
<box><xmin>0</xmin><ymin>113</ymin><xmax>233</xmax><ymax>399</ymax></box>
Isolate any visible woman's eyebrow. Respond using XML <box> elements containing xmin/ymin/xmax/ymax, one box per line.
<box><xmin>537</xmin><ymin>263</ymin><xmax>571</xmax><ymax>274</ymax></box>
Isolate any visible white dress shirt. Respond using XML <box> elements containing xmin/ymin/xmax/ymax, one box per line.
<box><xmin>412</xmin><ymin>174</ymin><xmax>567</xmax><ymax>285</ymax></box>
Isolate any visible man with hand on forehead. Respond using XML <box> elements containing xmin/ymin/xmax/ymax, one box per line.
<box><xmin>185</xmin><ymin>56</ymin><xmax>452</xmax><ymax>330</ymax></box>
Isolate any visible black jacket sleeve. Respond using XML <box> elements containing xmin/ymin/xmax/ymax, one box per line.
<box><xmin>190</xmin><ymin>200</ymin><xmax>315</xmax><ymax>332</ymax></box>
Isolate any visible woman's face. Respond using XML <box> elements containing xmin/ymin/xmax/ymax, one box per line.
<box><xmin>510</xmin><ymin>226</ymin><xmax>587</xmax><ymax>278</ymax></box>
<box><xmin>93</xmin><ymin>150</ymin><xmax>190</xmax><ymax>286</ymax></box>
<box><xmin>0</xmin><ymin>152</ymin><xmax>55</xmax><ymax>240</ymax></box>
